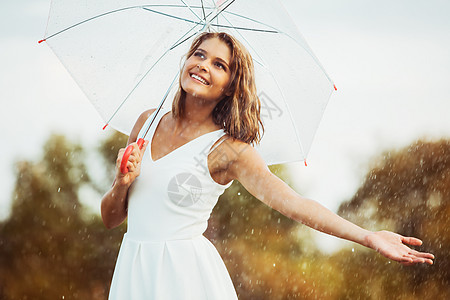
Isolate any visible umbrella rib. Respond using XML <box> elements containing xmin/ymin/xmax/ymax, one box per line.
<box><xmin>201</xmin><ymin>0</ymin><xmax>206</xmax><ymax>20</ymax></box>
<box><xmin>179</xmin><ymin>0</ymin><xmax>203</xmax><ymax>22</ymax></box>
<box><xmin>141</xmin><ymin>7</ymin><xmax>200</xmax><ymax>25</ymax></box>
<box><xmin>169</xmin><ymin>31</ymin><xmax>202</xmax><ymax>50</ymax></box>
<box><xmin>215</xmin><ymin>13</ymin><xmax>267</xmax><ymax>67</ymax></box>
<box><xmin>199</xmin><ymin>0</ymin><xmax>234</xmax><ymax>24</ymax></box>
<box><xmin>105</xmin><ymin>24</ymin><xmax>202</xmax><ymax>126</ymax></box>
<box><xmin>207</xmin><ymin>0</ymin><xmax>236</xmax><ymax>24</ymax></box>
<box><xmin>221</xmin><ymin>11</ymin><xmax>284</xmax><ymax>35</ymax></box>
<box><xmin>200</xmin><ymin>1</ymin><xmax>278</xmax><ymax>34</ymax></box>
<box><xmin>43</xmin><ymin>4</ymin><xmax>202</xmax><ymax>41</ymax></box>
<box><xmin>209</xmin><ymin>23</ymin><xmax>278</xmax><ymax>33</ymax></box>
<box><xmin>43</xmin><ymin>6</ymin><xmax>139</xmax><ymax>40</ymax></box>
<box><xmin>221</xmin><ymin>11</ymin><xmax>334</xmax><ymax>85</ymax></box>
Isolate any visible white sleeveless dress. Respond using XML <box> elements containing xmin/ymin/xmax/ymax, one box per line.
<box><xmin>108</xmin><ymin>108</ymin><xmax>237</xmax><ymax>300</ymax></box>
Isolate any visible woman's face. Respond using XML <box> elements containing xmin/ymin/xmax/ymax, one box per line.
<box><xmin>181</xmin><ymin>37</ymin><xmax>232</xmax><ymax>103</ymax></box>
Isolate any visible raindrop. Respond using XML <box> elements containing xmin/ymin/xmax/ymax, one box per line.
<box><xmin>351</xmin><ymin>248</ymin><xmax>355</xmax><ymax>252</ymax></box>
<box><xmin>237</xmin><ymin>192</ymin><xmax>241</xmax><ymax>196</ymax></box>
<box><xmin>58</xmin><ymin>187</ymin><xmax>61</xmax><ymax>193</ymax></box>
<box><xmin>273</xmin><ymin>263</ymin><xmax>276</xmax><ymax>267</ymax></box>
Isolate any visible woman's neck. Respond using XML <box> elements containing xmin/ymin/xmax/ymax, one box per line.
<box><xmin>173</xmin><ymin>94</ymin><xmax>220</xmax><ymax>134</ymax></box>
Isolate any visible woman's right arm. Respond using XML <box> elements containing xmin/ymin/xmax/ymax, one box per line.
<box><xmin>100</xmin><ymin>109</ymin><xmax>155</xmax><ymax>229</ymax></box>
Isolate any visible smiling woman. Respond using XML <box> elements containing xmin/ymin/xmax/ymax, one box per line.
<box><xmin>100</xmin><ymin>32</ymin><xmax>434</xmax><ymax>300</ymax></box>
<box><xmin>173</xmin><ymin>32</ymin><xmax>263</xmax><ymax>145</ymax></box>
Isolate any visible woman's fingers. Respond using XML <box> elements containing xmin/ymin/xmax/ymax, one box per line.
<box><xmin>409</xmin><ymin>248</ymin><xmax>435</xmax><ymax>259</ymax></box>
<box><xmin>116</xmin><ymin>140</ymin><xmax>149</xmax><ymax>175</ymax></box>
<box><xmin>400</xmin><ymin>236</ymin><xmax>434</xmax><ymax>264</ymax></box>
<box><xmin>127</xmin><ymin>160</ymin><xmax>136</xmax><ymax>173</ymax></box>
<box><xmin>407</xmin><ymin>255</ymin><xmax>433</xmax><ymax>265</ymax></box>
<box><xmin>407</xmin><ymin>250</ymin><xmax>435</xmax><ymax>265</ymax></box>
<box><xmin>402</xmin><ymin>236</ymin><xmax>423</xmax><ymax>246</ymax></box>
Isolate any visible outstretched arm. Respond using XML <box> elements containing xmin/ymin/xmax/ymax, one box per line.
<box><xmin>223</xmin><ymin>141</ymin><xmax>434</xmax><ymax>265</ymax></box>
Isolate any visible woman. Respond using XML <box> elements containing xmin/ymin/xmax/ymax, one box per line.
<box><xmin>101</xmin><ymin>32</ymin><xmax>434</xmax><ymax>299</ymax></box>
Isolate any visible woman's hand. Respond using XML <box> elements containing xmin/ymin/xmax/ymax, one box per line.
<box><xmin>115</xmin><ymin>140</ymin><xmax>149</xmax><ymax>187</ymax></box>
<box><xmin>365</xmin><ymin>230</ymin><xmax>434</xmax><ymax>265</ymax></box>
<box><xmin>101</xmin><ymin>140</ymin><xmax>149</xmax><ymax>229</ymax></box>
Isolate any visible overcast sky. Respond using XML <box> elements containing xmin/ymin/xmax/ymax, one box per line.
<box><xmin>1</xmin><ymin>0</ymin><xmax>449</xmax><ymax>251</ymax></box>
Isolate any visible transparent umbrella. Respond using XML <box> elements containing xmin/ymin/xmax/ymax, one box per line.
<box><xmin>40</xmin><ymin>0</ymin><xmax>335</xmax><ymax>169</ymax></box>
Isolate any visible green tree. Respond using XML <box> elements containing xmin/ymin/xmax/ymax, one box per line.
<box><xmin>337</xmin><ymin>139</ymin><xmax>450</xmax><ymax>299</ymax></box>
<box><xmin>0</xmin><ymin>134</ymin><xmax>127</xmax><ymax>299</ymax></box>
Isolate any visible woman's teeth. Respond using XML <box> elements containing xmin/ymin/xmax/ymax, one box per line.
<box><xmin>191</xmin><ymin>74</ymin><xmax>208</xmax><ymax>85</ymax></box>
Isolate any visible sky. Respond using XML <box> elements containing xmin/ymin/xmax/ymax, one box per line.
<box><xmin>1</xmin><ymin>0</ymin><xmax>450</xmax><ymax>252</ymax></box>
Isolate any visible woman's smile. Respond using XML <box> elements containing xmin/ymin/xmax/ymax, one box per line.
<box><xmin>190</xmin><ymin>73</ymin><xmax>210</xmax><ymax>85</ymax></box>
<box><xmin>181</xmin><ymin>37</ymin><xmax>231</xmax><ymax>102</ymax></box>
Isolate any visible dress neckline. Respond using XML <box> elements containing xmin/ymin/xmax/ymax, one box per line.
<box><xmin>150</xmin><ymin>110</ymin><xmax>222</xmax><ymax>163</ymax></box>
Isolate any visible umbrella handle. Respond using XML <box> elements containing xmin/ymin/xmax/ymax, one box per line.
<box><xmin>120</xmin><ymin>138</ymin><xmax>145</xmax><ymax>174</ymax></box>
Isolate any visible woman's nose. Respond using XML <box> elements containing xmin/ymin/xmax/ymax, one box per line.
<box><xmin>197</xmin><ymin>63</ymin><xmax>208</xmax><ymax>72</ymax></box>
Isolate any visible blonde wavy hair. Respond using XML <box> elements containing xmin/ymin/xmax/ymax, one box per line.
<box><xmin>172</xmin><ymin>32</ymin><xmax>264</xmax><ymax>145</ymax></box>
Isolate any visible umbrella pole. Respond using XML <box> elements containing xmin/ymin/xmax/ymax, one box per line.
<box><xmin>120</xmin><ymin>72</ymin><xmax>179</xmax><ymax>174</ymax></box>
<box><xmin>140</xmin><ymin>71</ymin><xmax>180</xmax><ymax>140</ymax></box>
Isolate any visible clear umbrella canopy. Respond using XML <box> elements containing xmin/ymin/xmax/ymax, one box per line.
<box><xmin>41</xmin><ymin>0</ymin><xmax>335</xmax><ymax>165</ymax></box>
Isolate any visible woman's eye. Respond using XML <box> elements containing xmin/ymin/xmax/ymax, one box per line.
<box><xmin>194</xmin><ymin>52</ymin><xmax>205</xmax><ymax>59</ymax></box>
<box><xmin>215</xmin><ymin>62</ymin><xmax>225</xmax><ymax>70</ymax></box>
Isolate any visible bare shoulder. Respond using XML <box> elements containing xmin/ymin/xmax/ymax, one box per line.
<box><xmin>208</xmin><ymin>136</ymin><xmax>268</xmax><ymax>182</ymax></box>
<box><xmin>127</xmin><ymin>108</ymin><xmax>157</xmax><ymax>144</ymax></box>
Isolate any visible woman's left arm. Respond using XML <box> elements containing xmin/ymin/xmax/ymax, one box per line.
<box><xmin>225</xmin><ymin>142</ymin><xmax>434</xmax><ymax>265</ymax></box>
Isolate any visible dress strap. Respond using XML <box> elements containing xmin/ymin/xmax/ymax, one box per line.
<box><xmin>207</xmin><ymin>134</ymin><xmax>229</xmax><ymax>156</ymax></box>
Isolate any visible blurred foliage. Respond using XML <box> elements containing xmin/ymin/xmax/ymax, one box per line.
<box><xmin>97</xmin><ymin>132</ymin><xmax>128</xmax><ymax>178</ymax></box>
<box><xmin>337</xmin><ymin>139</ymin><xmax>450</xmax><ymax>299</ymax></box>
<box><xmin>0</xmin><ymin>134</ymin><xmax>127</xmax><ymax>299</ymax></box>
<box><xmin>0</xmin><ymin>134</ymin><xmax>448</xmax><ymax>299</ymax></box>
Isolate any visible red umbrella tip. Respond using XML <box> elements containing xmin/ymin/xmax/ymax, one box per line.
<box><xmin>38</xmin><ymin>39</ymin><xmax>46</xmax><ymax>44</ymax></box>
<box><xmin>333</xmin><ymin>84</ymin><xmax>337</xmax><ymax>91</ymax></box>
<box><xmin>304</xmin><ymin>159</ymin><xmax>308</xmax><ymax>167</ymax></box>
<box><xmin>103</xmin><ymin>124</ymin><xmax>109</xmax><ymax>130</ymax></box>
